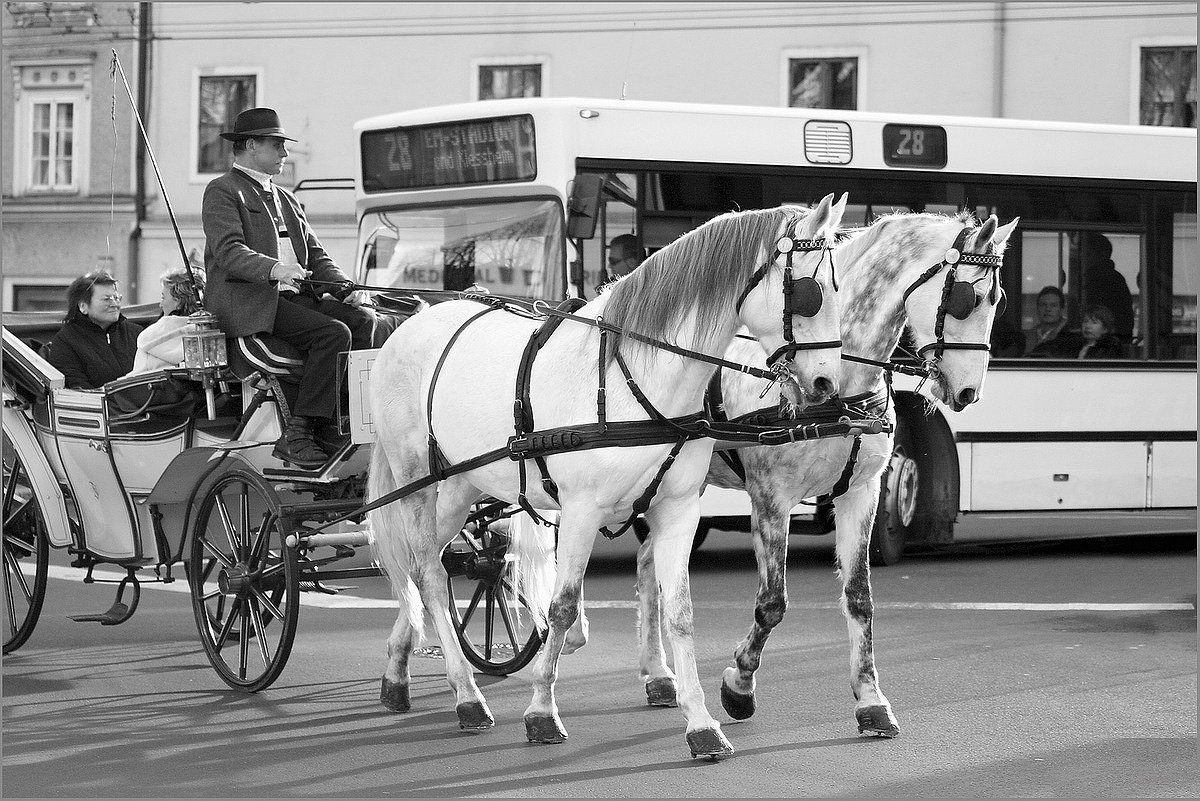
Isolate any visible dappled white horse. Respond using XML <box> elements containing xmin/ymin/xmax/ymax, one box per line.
<box><xmin>368</xmin><ymin>194</ymin><xmax>847</xmax><ymax>758</ymax></box>
<box><xmin>623</xmin><ymin>211</ymin><xmax>1018</xmax><ymax>735</ymax></box>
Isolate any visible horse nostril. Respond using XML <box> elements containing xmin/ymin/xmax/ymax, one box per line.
<box><xmin>813</xmin><ymin>376</ymin><xmax>836</xmax><ymax>397</ymax></box>
<box><xmin>957</xmin><ymin>387</ymin><xmax>977</xmax><ymax>406</ymax></box>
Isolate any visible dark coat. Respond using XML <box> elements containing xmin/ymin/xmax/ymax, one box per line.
<box><xmin>1079</xmin><ymin>334</ymin><xmax>1128</xmax><ymax>359</ymax></box>
<box><xmin>41</xmin><ymin>315</ymin><xmax>144</xmax><ymax>389</ymax></box>
<box><xmin>202</xmin><ymin>169</ymin><xmax>351</xmax><ymax>338</ymax></box>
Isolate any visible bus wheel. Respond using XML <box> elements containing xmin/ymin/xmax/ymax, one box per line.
<box><xmin>871</xmin><ymin>422</ymin><xmax>919</xmax><ymax>566</ymax></box>
<box><xmin>632</xmin><ymin>517</ymin><xmax>710</xmax><ymax>553</ymax></box>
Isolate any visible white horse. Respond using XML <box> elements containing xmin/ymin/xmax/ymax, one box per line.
<box><xmin>612</xmin><ymin>210</ymin><xmax>1018</xmax><ymax>735</ymax></box>
<box><xmin>368</xmin><ymin>194</ymin><xmax>848</xmax><ymax>758</ymax></box>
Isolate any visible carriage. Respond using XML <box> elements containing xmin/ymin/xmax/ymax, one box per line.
<box><xmin>1</xmin><ymin>300</ymin><xmax>546</xmax><ymax>689</ymax></box>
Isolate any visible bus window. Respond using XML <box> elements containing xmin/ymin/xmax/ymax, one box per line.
<box><xmin>1170</xmin><ymin>212</ymin><xmax>1197</xmax><ymax>360</ymax></box>
<box><xmin>357</xmin><ymin>199</ymin><xmax>564</xmax><ymax>299</ymax></box>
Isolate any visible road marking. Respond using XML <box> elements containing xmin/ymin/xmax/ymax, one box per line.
<box><xmin>42</xmin><ymin>566</ymin><xmax>1194</xmax><ymax>612</ymax></box>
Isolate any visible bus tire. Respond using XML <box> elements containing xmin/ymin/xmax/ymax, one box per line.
<box><xmin>870</xmin><ymin>416</ymin><xmax>919</xmax><ymax>566</ymax></box>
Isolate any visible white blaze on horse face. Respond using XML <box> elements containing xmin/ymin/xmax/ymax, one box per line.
<box><xmin>741</xmin><ymin>193</ymin><xmax>846</xmax><ymax>407</ymax></box>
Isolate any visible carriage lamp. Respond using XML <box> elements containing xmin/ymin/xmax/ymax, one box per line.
<box><xmin>182</xmin><ymin>311</ymin><xmax>228</xmax><ymax>419</ymax></box>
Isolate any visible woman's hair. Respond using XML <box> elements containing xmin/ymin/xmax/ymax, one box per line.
<box><xmin>1082</xmin><ymin>303</ymin><xmax>1115</xmax><ymax>333</ymax></box>
<box><xmin>64</xmin><ymin>270</ymin><xmax>118</xmax><ymax>324</ymax></box>
<box><xmin>161</xmin><ymin>266</ymin><xmax>206</xmax><ymax>315</ymax></box>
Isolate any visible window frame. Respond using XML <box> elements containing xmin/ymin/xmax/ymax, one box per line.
<box><xmin>10</xmin><ymin>58</ymin><xmax>93</xmax><ymax>197</ymax></box>
<box><xmin>470</xmin><ymin>56</ymin><xmax>547</xmax><ymax>102</ymax></box>
<box><xmin>1129</xmin><ymin>36</ymin><xmax>1196</xmax><ymax>127</ymax></box>
<box><xmin>190</xmin><ymin>66</ymin><xmax>264</xmax><ymax>184</ymax></box>
<box><xmin>4</xmin><ymin>279</ymin><xmax>72</xmax><ymax>313</ymax></box>
<box><xmin>780</xmin><ymin>46</ymin><xmax>868</xmax><ymax>111</ymax></box>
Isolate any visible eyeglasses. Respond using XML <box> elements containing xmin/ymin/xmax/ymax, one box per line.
<box><xmin>96</xmin><ymin>293</ymin><xmax>123</xmax><ymax>305</ymax></box>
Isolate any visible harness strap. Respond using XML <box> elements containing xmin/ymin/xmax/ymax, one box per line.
<box><xmin>427</xmin><ymin>304</ymin><xmax>500</xmax><ymax>479</ymax></box>
<box><xmin>599</xmin><ymin>437</ymin><xmax>688</xmax><ymax>539</ymax></box>
<box><xmin>705</xmin><ymin>368</ymin><xmax>747</xmax><ymax>483</ymax></box>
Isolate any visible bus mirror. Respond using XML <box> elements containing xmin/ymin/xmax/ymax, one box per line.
<box><xmin>566</xmin><ymin>174</ymin><xmax>604</xmax><ymax>239</ymax></box>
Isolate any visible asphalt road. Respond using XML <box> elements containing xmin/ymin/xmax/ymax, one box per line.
<box><xmin>3</xmin><ymin>523</ymin><xmax>1196</xmax><ymax>798</ymax></box>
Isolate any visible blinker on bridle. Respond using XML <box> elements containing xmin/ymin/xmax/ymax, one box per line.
<box><xmin>901</xmin><ymin>226</ymin><xmax>1005</xmax><ymax>363</ymax></box>
<box><xmin>735</xmin><ymin>230</ymin><xmax>841</xmax><ymax>370</ymax></box>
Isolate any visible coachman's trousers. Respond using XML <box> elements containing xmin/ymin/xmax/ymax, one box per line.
<box><xmin>271</xmin><ymin>294</ymin><xmax>375</xmax><ymax>420</ymax></box>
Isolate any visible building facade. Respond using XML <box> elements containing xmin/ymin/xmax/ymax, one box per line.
<box><xmin>2</xmin><ymin>1</ymin><xmax>1195</xmax><ymax>307</ymax></box>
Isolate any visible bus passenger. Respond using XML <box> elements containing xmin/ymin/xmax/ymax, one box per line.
<box><xmin>1076</xmin><ymin>304</ymin><xmax>1127</xmax><ymax>359</ymax></box>
<box><xmin>40</xmin><ymin>270</ymin><xmax>143</xmax><ymax>390</ymax></box>
<box><xmin>202</xmin><ymin>107</ymin><xmax>373</xmax><ymax>468</ymax></box>
<box><xmin>604</xmin><ymin>233</ymin><xmax>645</xmax><ymax>281</ymax></box>
<box><xmin>1024</xmin><ymin>285</ymin><xmax>1070</xmax><ymax>356</ymax></box>
<box><xmin>1078</xmin><ymin>232</ymin><xmax>1134</xmax><ymax>342</ymax></box>
<box><xmin>124</xmin><ymin>266</ymin><xmax>206</xmax><ymax>377</ymax></box>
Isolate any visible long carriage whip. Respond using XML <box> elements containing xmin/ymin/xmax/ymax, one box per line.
<box><xmin>110</xmin><ymin>50</ymin><xmax>204</xmax><ymax>305</ymax></box>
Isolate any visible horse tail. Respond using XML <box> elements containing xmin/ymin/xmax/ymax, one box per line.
<box><xmin>506</xmin><ymin>509</ymin><xmax>558</xmax><ymax>632</ymax></box>
<box><xmin>367</xmin><ymin>442</ymin><xmax>426</xmax><ymax>641</ymax></box>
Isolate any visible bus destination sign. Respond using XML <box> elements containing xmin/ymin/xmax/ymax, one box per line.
<box><xmin>881</xmin><ymin>123</ymin><xmax>948</xmax><ymax>169</ymax></box>
<box><xmin>361</xmin><ymin>114</ymin><xmax>536</xmax><ymax>192</ymax></box>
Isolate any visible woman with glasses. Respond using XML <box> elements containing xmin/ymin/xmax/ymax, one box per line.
<box><xmin>40</xmin><ymin>270</ymin><xmax>143</xmax><ymax>389</ymax></box>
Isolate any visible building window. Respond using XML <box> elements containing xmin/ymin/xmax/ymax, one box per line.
<box><xmin>478</xmin><ymin>64</ymin><xmax>542</xmax><ymax>100</ymax></box>
<box><xmin>12</xmin><ymin>284</ymin><xmax>70</xmax><ymax>312</ymax></box>
<box><xmin>196</xmin><ymin>72</ymin><xmax>258</xmax><ymax>175</ymax></box>
<box><xmin>1140</xmin><ymin>45</ymin><xmax>1196</xmax><ymax>127</ymax></box>
<box><xmin>788</xmin><ymin>57</ymin><xmax>858</xmax><ymax>110</ymax></box>
<box><xmin>30</xmin><ymin>99</ymin><xmax>76</xmax><ymax>189</ymax></box>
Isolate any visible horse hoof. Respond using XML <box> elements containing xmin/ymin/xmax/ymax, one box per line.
<box><xmin>524</xmin><ymin>714</ymin><xmax>568</xmax><ymax>744</ymax></box>
<box><xmin>379</xmin><ymin>677</ymin><xmax>410</xmax><ymax>712</ymax></box>
<box><xmin>645</xmin><ymin>677</ymin><xmax>678</xmax><ymax>707</ymax></box>
<box><xmin>856</xmin><ymin>705</ymin><xmax>900</xmax><ymax>738</ymax></box>
<box><xmin>456</xmin><ymin>701</ymin><xmax>495</xmax><ymax>730</ymax></box>
<box><xmin>720</xmin><ymin>680</ymin><xmax>756</xmax><ymax>720</ymax></box>
<box><xmin>687</xmin><ymin>727</ymin><xmax>735</xmax><ymax>760</ymax></box>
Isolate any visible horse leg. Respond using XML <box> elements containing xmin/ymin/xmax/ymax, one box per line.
<box><xmin>720</xmin><ymin>482</ymin><xmax>790</xmax><ymax>721</ymax></box>
<box><xmin>524</xmin><ymin>503</ymin><xmax>601</xmax><ymax>744</ymax></box>
<box><xmin>634</xmin><ymin>536</ymin><xmax>678</xmax><ymax>707</ymax></box>
<box><xmin>418</xmin><ymin>475</ymin><xmax>496</xmax><ymax>729</ymax></box>
<box><xmin>835</xmin><ymin>479</ymin><xmax>900</xmax><ymax>738</ymax></box>
<box><xmin>645</xmin><ymin>496</ymin><xmax>734</xmax><ymax>760</ymax></box>
<box><xmin>562</xmin><ymin>584</ymin><xmax>589</xmax><ymax>655</ymax></box>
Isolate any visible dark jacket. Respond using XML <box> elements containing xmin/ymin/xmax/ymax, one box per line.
<box><xmin>1079</xmin><ymin>334</ymin><xmax>1128</xmax><ymax>359</ymax></box>
<box><xmin>202</xmin><ymin>168</ymin><xmax>351</xmax><ymax>338</ymax></box>
<box><xmin>41</xmin><ymin>315</ymin><xmax>144</xmax><ymax>389</ymax></box>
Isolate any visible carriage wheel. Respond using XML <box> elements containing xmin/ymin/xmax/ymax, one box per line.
<box><xmin>442</xmin><ymin>502</ymin><xmax>544</xmax><ymax>676</ymax></box>
<box><xmin>871</xmin><ymin>418</ymin><xmax>918</xmax><ymax>566</ymax></box>
<box><xmin>2</xmin><ymin>432</ymin><xmax>49</xmax><ymax>654</ymax></box>
<box><xmin>188</xmin><ymin>469</ymin><xmax>299</xmax><ymax>692</ymax></box>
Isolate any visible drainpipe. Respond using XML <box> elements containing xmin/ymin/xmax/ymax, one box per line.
<box><xmin>992</xmin><ymin>2</ymin><xmax>1006</xmax><ymax>118</ymax></box>
<box><xmin>128</xmin><ymin>1</ymin><xmax>151</xmax><ymax>302</ymax></box>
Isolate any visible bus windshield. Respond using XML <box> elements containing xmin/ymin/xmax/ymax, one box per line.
<box><xmin>359</xmin><ymin>198</ymin><xmax>564</xmax><ymax>298</ymax></box>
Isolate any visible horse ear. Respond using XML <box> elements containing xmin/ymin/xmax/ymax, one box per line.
<box><xmin>805</xmin><ymin>193</ymin><xmax>835</xmax><ymax>234</ymax></box>
<box><xmin>974</xmin><ymin>215</ymin><xmax>998</xmax><ymax>249</ymax></box>
<box><xmin>990</xmin><ymin>217</ymin><xmax>1020</xmax><ymax>252</ymax></box>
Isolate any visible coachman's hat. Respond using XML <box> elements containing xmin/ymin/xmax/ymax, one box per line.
<box><xmin>219</xmin><ymin>107</ymin><xmax>297</xmax><ymax>142</ymax></box>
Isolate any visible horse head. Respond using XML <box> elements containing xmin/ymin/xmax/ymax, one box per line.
<box><xmin>736</xmin><ymin>192</ymin><xmax>847</xmax><ymax>407</ymax></box>
<box><xmin>902</xmin><ymin>214</ymin><xmax>1020</xmax><ymax>411</ymax></box>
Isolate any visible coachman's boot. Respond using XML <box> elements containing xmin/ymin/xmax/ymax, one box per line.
<box><xmin>272</xmin><ymin>416</ymin><xmax>329</xmax><ymax>469</ymax></box>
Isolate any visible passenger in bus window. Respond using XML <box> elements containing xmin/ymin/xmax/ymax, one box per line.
<box><xmin>1076</xmin><ymin>304</ymin><xmax>1128</xmax><ymax>359</ymax></box>
<box><xmin>1078</xmin><ymin>232</ymin><xmax>1134</xmax><ymax>343</ymax></box>
<box><xmin>202</xmin><ymin>107</ymin><xmax>374</xmax><ymax>468</ymax></box>
<box><xmin>40</xmin><ymin>270</ymin><xmax>143</xmax><ymax>389</ymax></box>
<box><xmin>1024</xmin><ymin>285</ymin><xmax>1070</xmax><ymax>357</ymax></box>
<box><xmin>603</xmin><ymin>233</ymin><xmax>645</xmax><ymax>282</ymax></box>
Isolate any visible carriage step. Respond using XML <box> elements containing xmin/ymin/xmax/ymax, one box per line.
<box><xmin>69</xmin><ymin>571</ymin><xmax>141</xmax><ymax>625</ymax></box>
<box><xmin>298</xmin><ymin>580</ymin><xmax>355</xmax><ymax>595</ymax></box>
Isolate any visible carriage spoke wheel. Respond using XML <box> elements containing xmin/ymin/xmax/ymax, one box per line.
<box><xmin>188</xmin><ymin>469</ymin><xmax>299</xmax><ymax>692</ymax></box>
<box><xmin>442</xmin><ymin>503</ymin><xmax>544</xmax><ymax>675</ymax></box>
<box><xmin>2</xmin><ymin>433</ymin><xmax>49</xmax><ymax>654</ymax></box>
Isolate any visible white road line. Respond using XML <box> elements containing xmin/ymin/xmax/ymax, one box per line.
<box><xmin>41</xmin><ymin>566</ymin><xmax>1194</xmax><ymax>612</ymax></box>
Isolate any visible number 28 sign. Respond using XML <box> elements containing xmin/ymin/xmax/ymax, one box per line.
<box><xmin>882</xmin><ymin>124</ymin><xmax>948</xmax><ymax>169</ymax></box>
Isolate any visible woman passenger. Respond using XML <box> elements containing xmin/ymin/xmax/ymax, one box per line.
<box><xmin>41</xmin><ymin>270</ymin><xmax>143</xmax><ymax>389</ymax></box>
<box><xmin>125</xmin><ymin>267</ymin><xmax>206</xmax><ymax>376</ymax></box>
<box><xmin>1076</xmin><ymin>304</ymin><xmax>1127</xmax><ymax>359</ymax></box>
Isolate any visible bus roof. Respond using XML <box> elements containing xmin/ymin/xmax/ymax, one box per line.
<box><xmin>354</xmin><ymin>97</ymin><xmax>1197</xmax><ymax>184</ymax></box>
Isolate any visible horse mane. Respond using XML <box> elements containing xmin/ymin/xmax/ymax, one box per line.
<box><xmin>836</xmin><ymin>209</ymin><xmax>982</xmax><ymax>276</ymax></box>
<box><xmin>601</xmin><ymin>205</ymin><xmax>808</xmax><ymax>356</ymax></box>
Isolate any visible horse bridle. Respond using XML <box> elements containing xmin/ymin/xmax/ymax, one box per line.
<box><xmin>734</xmin><ymin>231</ymin><xmax>841</xmax><ymax>372</ymax></box>
<box><xmin>901</xmin><ymin>226</ymin><xmax>1005</xmax><ymax>371</ymax></box>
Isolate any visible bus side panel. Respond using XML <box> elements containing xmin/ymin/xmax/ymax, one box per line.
<box><xmin>970</xmin><ymin>441</ymin><xmax>1147</xmax><ymax>510</ymax></box>
<box><xmin>1150</xmin><ymin>441</ymin><xmax>1197</xmax><ymax>507</ymax></box>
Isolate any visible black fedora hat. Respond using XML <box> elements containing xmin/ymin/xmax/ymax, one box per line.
<box><xmin>220</xmin><ymin>107</ymin><xmax>297</xmax><ymax>142</ymax></box>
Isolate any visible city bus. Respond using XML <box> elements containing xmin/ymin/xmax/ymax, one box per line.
<box><xmin>351</xmin><ymin>97</ymin><xmax>1196</xmax><ymax>560</ymax></box>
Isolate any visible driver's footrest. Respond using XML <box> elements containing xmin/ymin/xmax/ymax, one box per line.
<box><xmin>299</xmin><ymin>580</ymin><xmax>356</xmax><ymax>595</ymax></box>
<box><xmin>69</xmin><ymin>602</ymin><xmax>133</xmax><ymax>626</ymax></box>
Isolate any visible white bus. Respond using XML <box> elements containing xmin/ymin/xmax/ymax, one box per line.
<box><xmin>351</xmin><ymin>97</ymin><xmax>1196</xmax><ymax>559</ymax></box>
